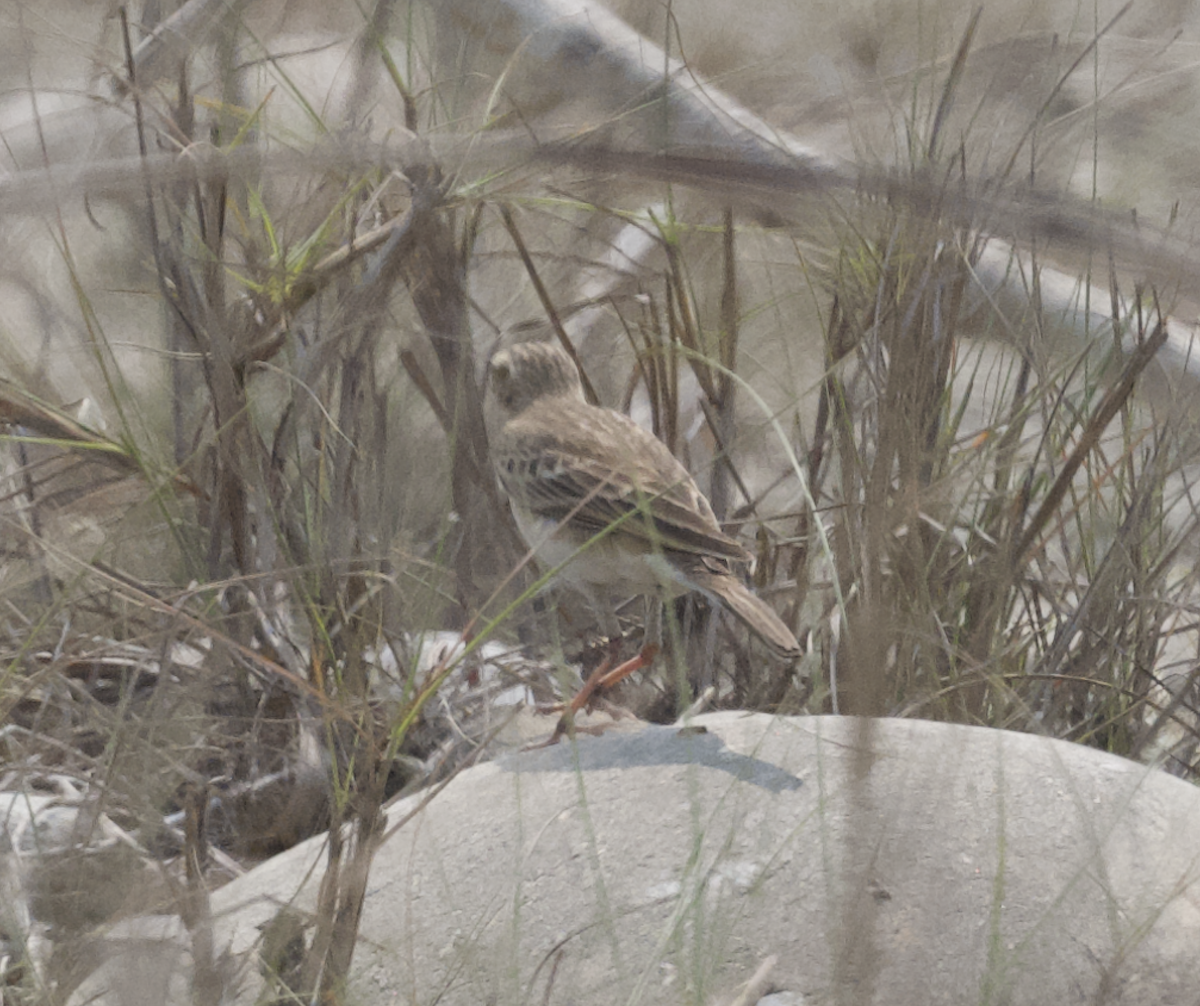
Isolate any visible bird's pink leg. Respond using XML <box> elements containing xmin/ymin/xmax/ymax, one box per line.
<box><xmin>592</xmin><ymin>643</ymin><xmax>660</xmax><ymax>693</ymax></box>
<box><xmin>525</xmin><ymin>642</ymin><xmax>660</xmax><ymax>748</ymax></box>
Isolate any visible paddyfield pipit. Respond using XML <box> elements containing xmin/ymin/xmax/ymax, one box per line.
<box><xmin>485</xmin><ymin>340</ymin><xmax>801</xmax><ymax>662</ymax></box>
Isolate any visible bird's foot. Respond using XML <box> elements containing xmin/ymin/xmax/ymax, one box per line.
<box><xmin>523</xmin><ymin>643</ymin><xmax>660</xmax><ymax>749</ymax></box>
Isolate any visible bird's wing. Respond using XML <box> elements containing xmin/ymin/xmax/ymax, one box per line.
<box><xmin>503</xmin><ymin>404</ymin><xmax>749</xmax><ymax>562</ymax></box>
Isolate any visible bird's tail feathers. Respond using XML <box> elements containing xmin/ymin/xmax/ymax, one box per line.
<box><xmin>689</xmin><ymin>569</ymin><xmax>801</xmax><ymax>661</ymax></box>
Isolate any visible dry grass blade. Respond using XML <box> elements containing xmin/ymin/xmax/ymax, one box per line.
<box><xmin>499</xmin><ymin>204</ymin><xmax>600</xmax><ymax>405</ymax></box>
<box><xmin>1013</xmin><ymin>310</ymin><xmax>1170</xmax><ymax>565</ymax></box>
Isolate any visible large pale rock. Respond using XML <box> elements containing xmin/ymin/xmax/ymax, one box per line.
<box><xmin>75</xmin><ymin>713</ymin><xmax>1200</xmax><ymax>1005</ymax></box>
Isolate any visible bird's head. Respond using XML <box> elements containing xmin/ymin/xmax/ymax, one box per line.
<box><xmin>487</xmin><ymin>341</ymin><xmax>586</xmax><ymax>417</ymax></box>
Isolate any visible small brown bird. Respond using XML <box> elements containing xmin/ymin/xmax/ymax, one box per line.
<box><xmin>485</xmin><ymin>340</ymin><xmax>800</xmax><ymax>662</ymax></box>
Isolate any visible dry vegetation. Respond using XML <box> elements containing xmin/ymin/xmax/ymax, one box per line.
<box><xmin>2</xmin><ymin>0</ymin><xmax>1200</xmax><ymax>1002</ymax></box>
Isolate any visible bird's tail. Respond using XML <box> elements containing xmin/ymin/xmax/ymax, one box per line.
<box><xmin>689</xmin><ymin>569</ymin><xmax>801</xmax><ymax>661</ymax></box>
